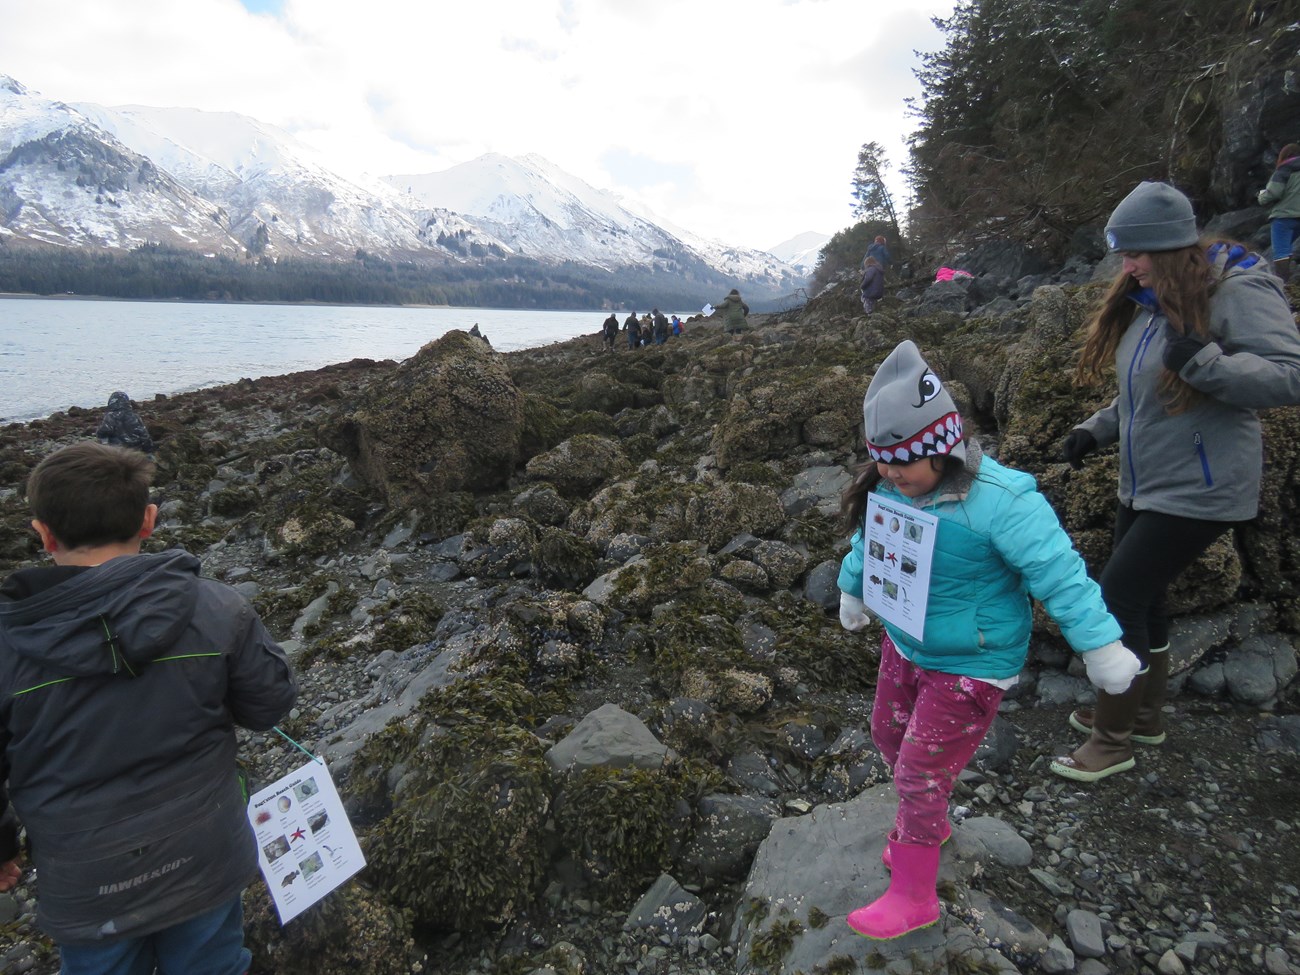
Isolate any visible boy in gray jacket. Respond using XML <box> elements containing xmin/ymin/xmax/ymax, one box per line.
<box><xmin>0</xmin><ymin>442</ymin><xmax>297</xmax><ymax>975</ymax></box>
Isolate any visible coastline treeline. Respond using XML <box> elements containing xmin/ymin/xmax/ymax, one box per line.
<box><xmin>0</xmin><ymin>242</ymin><xmax>792</xmax><ymax>312</ymax></box>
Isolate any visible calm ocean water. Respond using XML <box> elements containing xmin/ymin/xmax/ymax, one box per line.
<box><xmin>0</xmin><ymin>298</ymin><xmax>662</xmax><ymax>423</ymax></box>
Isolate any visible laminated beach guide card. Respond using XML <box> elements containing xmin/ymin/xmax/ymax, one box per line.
<box><xmin>862</xmin><ymin>495</ymin><xmax>939</xmax><ymax>643</ymax></box>
<box><xmin>246</xmin><ymin>758</ymin><xmax>365</xmax><ymax>924</ymax></box>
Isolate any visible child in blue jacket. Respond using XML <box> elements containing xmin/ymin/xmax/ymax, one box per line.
<box><xmin>836</xmin><ymin>340</ymin><xmax>1139</xmax><ymax>939</ymax></box>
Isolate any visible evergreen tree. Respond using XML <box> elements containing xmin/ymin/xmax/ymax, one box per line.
<box><xmin>906</xmin><ymin>0</ymin><xmax>1251</xmax><ymax>258</ymax></box>
<box><xmin>849</xmin><ymin>142</ymin><xmax>901</xmax><ymax>242</ymax></box>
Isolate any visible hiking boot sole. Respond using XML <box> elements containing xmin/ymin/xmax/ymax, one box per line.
<box><xmin>1068</xmin><ymin>711</ymin><xmax>1166</xmax><ymax>745</ymax></box>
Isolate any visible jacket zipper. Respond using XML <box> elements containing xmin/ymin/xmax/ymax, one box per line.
<box><xmin>1125</xmin><ymin>317</ymin><xmax>1160</xmax><ymax>498</ymax></box>
<box><xmin>1194</xmin><ymin>432</ymin><xmax>1213</xmax><ymax>486</ymax></box>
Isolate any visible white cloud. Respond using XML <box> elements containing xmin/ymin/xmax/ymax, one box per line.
<box><xmin>0</xmin><ymin>0</ymin><xmax>956</xmax><ymax>249</ymax></box>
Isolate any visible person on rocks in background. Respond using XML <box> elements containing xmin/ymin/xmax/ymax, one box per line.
<box><xmin>671</xmin><ymin>314</ymin><xmax>684</xmax><ymax>337</ymax></box>
<box><xmin>866</xmin><ymin>234</ymin><xmax>891</xmax><ymax>272</ymax></box>
<box><xmin>860</xmin><ymin>255</ymin><xmax>885</xmax><ymax>315</ymax></box>
<box><xmin>1052</xmin><ymin>180</ymin><xmax>1300</xmax><ymax>782</ymax></box>
<box><xmin>0</xmin><ymin>442</ymin><xmax>297</xmax><ymax>975</ymax></box>
<box><xmin>96</xmin><ymin>391</ymin><xmax>155</xmax><ymax>455</ymax></box>
<box><xmin>641</xmin><ymin>313</ymin><xmax>655</xmax><ymax>347</ymax></box>
<box><xmin>717</xmin><ymin>288</ymin><xmax>750</xmax><ymax>333</ymax></box>
<box><xmin>652</xmin><ymin>308</ymin><xmax>670</xmax><ymax>345</ymax></box>
<box><xmin>602</xmin><ymin>312</ymin><xmax>620</xmax><ymax>352</ymax></box>
<box><xmin>1257</xmin><ymin>143</ymin><xmax>1300</xmax><ymax>282</ymax></box>
<box><xmin>625</xmin><ymin>311</ymin><xmax>641</xmax><ymax>350</ymax></box>
<box><xmin>837</xmin><ymin>340</ymin><xmax>1138</xmax><ymax>940</ymax></box>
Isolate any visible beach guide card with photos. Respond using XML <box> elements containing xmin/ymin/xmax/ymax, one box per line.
<box><xmin>862</xmin><ymin>496</ymin><xmax>939</xmax><ymax>643</ymax></box>
<box><xmin>246</xmin><ymin>759</ymin><xmax>365</xmax><ymax>924</ymax></box>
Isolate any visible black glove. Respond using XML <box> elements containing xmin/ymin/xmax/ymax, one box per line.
<box><xmin>1061</xmin><ymin>429</ymin><xmax>1097</xmax><ymax>470</ymax></box>
<box><xmin>1162</xmin><ymin>324</ymin><xmax>1209</xmax><ymax>374</ymax></box>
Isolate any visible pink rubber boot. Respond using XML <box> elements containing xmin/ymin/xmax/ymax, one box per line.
<box><xmin>848</xmin><ymin>839</ymin><xmax>940</xmax><ymax>939</ymax></box>
<box><xmin>881</xmin><ymin>823</ymin><xmax>950</xmax><ymax>869</ymax></box>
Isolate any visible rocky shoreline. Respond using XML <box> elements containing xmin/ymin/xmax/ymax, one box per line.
<box><xmin>1</xmin><ymin>265</ymin><xmax>1299</xmax><ymax>975</ymax></box>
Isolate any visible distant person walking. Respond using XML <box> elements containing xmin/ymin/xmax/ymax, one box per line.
<box><xmin>717</xmin><ymin>289</ymin><xmax>750</xmax><ymax>333</ymax></box>
<box><xmin>602</xmin><ymin>312</ymin><xmax>619</xmax><ymax>351</ymax></box>
<box><xmin>860</xmin><ymin>256</ymin><xmax>885</xmax><ymax>315</ymax></box>
<box><xmin>866</xmin><ymin>235</ymin><xmax>891</xmax><ymax>272</ymax></box>
<box><xmin>96</xmin><ymin>391</ymin><xmax>155</xmax><ymax>454</ymax></box>
<box><xmin>625</xmin><ymin>312</ymin><xmax>642</xmax><ymax>349</ymax></box>
<box><xmin>652</xmin><ymin>308</ymin><xmax>669</xmax><ymax>345</ymax></box>
<box><xmin>1257</xmin><ymin>143</ymin><xmax>1300</xmax><ymax>282</ymax></box>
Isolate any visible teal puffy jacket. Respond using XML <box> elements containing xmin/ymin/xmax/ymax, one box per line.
<box><xmin>838</xmin><ymin>450</ymin><xmax>1120</xmax><ymax>679</ymax></box>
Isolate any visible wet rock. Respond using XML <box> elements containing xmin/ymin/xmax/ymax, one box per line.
<box><xmin>545</xmin><ymin>702</ymin><xmax>674</xmax><ymax>773</ymax></box>
<box><xmin>682</xmin><ymin>795</ymin><xmax>781</xmax><ymax>882</ymax></box>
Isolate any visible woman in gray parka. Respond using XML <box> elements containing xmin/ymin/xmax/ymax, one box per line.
<box><xmin>1052</xmin><ymin>181</ymin><xmax>1300</xmax><ymax>783</ymax></box>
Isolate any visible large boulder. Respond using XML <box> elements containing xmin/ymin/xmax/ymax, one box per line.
<box><xmin>320</xmin><ymin>330</ymin><xmax>523</xmax><ymax>506</ymax></box>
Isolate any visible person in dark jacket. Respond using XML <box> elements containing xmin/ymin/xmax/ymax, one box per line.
<box><xmin>866</xmin><ymin>235</ymin><xmax>891</xmax><ymax>271</ymax></box>
<box><xmin>0</xmin><ymin>443</ymin><xmax>297</xmax><ymax>974</ymax></box>
<box><xmin>717</xmin><ymin>289</ymin><xmax>750</xmax><ymax>333</ymax></box>
<box><xmin>602</xmin><ymin>312</ymin><xmax>619</xmax><ymax>351</ymax></box>
<box><xmin>624</xmin><ymin>312</ymin><xmax>640</xmax><ymax>349</ymax></box>
<box><xmin>652</xmin><ymin>308</ymin><xmax>669</xmax><ymax>344</ymax></box>
<box><xmin>96</xmin><ymin>391</ymin><xmax>155</xmax><ymax>454</ymax></box>
<box><xmin>1257</xmin><ymin>142</ymin><xmax>1300</xmax><ymax>282</ymax></box>
<box><xmin>1052</xmin><ymin>181</ymin><xmax>1300</xmax><ymax>782</ymax></box>
<box><xmin>860</xmin><ymin>256</ymin><xmax>885</xmax><ymax>314</ymax></box>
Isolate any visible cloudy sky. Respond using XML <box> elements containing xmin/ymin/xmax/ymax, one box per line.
<box><xmin>0</xmin><ymin>0</ymin><xmax>957</xmax><ymax>251</ymax></box>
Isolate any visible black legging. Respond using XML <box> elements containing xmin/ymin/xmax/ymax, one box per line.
<box><xmin>1098</xmin><ymin>505</ymin><xmax>1233</xmax><ymax>661</ymax></box>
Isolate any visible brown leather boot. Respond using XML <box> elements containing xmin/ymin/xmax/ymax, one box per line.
<box><xmin>1069</xmin><ymin>646</ymin><xmax>1168</xmax><ymax>745</ymax></box>
<box><xmin>1051</xmin><ymin>670</ymin><xmax>1146</xmax><ymax>782</ymax></box>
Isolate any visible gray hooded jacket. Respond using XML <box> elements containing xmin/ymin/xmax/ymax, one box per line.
<box><xmin>0</xmin><ymin>549</ymin><xmax>296</xmax><ymax>944</ymax></box>
<box><xmin>1076</xmin><ymin>253</ymin><xmax>1300</xmax><ymax>521</ymax></box>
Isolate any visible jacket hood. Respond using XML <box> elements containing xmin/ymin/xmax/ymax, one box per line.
<box><xmin>0</xmin><ymin>549</ymin><xmax>201</xmax><ymax>677</ymax></box>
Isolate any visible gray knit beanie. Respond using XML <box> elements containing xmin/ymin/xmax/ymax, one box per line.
<box><xmin>863</xmin><ymin>340</ymin><xmax>965</xmax><ymax>464</ymax></box>
<box><xmin>1104</xmin><ymin>181</ymin><xmax>1199</xmax><ymax>252</ymax></box>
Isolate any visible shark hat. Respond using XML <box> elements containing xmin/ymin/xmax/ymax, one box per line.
<box><xmin>863</xmin><ymin>340</ymin><xmax>966</xmax><ymax>464</ymax></box>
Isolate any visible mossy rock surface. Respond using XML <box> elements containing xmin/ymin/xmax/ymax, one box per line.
<box><xmin>320</xmin><ymin>330</ymin><xmax>523</xmax><ymax>505</ymax></box>
<box><xmin>711</xmin><ymin>365</ymin><xmax>860</xmax><ymax>469</ymax></box>
<box><xmin>243</xmin><ymin>882</ymin><xmax>414</xmax><ymax>975</ymax></box>
<box><xmin>358</xmin><ymin>679</ymin><xmax>565</xmax><ymax>930</ymax></box>
<box><xmin>524</xmin><ymin>433</ymin><xmax>630</xmax><ymax>496</ymax></box>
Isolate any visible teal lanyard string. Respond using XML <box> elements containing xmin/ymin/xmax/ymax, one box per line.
<box><xmin>272</xmin><ymin>725</ymin><xmax>319</xmax><ymax>762</ymax></box>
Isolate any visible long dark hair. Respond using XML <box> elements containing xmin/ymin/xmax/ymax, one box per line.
<box><xmin>1075</xmin><ymin>238</ymin><xmax>1238</xmax><ymax>414</ymax></box>
<box><xmin>839</xmin><ymin>455</ymin><xmax>966</xmax><ymax>535</ymax></box>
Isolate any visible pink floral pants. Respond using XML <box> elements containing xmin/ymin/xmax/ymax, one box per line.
<box><xmin>871</xmin><ymin>633</ymin><xmax>1004</xmax><ymax>846</ymax></box>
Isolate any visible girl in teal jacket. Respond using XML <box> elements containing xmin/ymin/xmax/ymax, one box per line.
<box><xmin>835</xmin><ymin>340</ymin><xmax>1138</xmax><ymax>941</ymax></box>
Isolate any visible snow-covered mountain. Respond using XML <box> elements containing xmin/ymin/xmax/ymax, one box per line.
<box><xmin>0</xmin><ymin>75</ymin><xmax>803</xmax><ymax>297</ymax></box>
<box><xmin>0</xmin><ymin>76</ymin><xmax>240</xmax><ymax>253</ymax></box>
<box><xmin>386</xmin><ymin>153</ymin><xmax>801</xmax><ymax>288</ymax></box>
<box><xmin>767</xmin><ymin>231</ymin><xmax>830</xmax><ymax>274</ymax></box>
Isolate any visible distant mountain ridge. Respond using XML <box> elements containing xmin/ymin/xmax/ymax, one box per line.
<box><xmin>766</xmin><ymin>231</ymin><xmax>830</xmax><ymax>273</ymax></box>
<box><xmin>0</xmin><ymin>74</ymin><xmax>804</xmax><ymax>303</ymax></box>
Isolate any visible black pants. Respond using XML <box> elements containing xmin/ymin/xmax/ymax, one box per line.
<box><xmin>1098</xmin><ymin>504</ymin><xmax>1232</xmax><ymax>660</ymax></box>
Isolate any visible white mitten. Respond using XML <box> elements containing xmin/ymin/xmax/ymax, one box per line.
<box><xmin>839</xmin><ymin>593</ymin><xmax>871</xmax><ymax>632</ymax></box>
<box><xmin>1083</xmin><ymin>640</ymin><xmax>1142</xmax><ymax>695</ymax></box>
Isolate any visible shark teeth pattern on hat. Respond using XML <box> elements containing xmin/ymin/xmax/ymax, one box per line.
<box><xmin>866</xmin><ymin>411</ymin><xmax>964</xmax><ymax>463</ymax></box>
